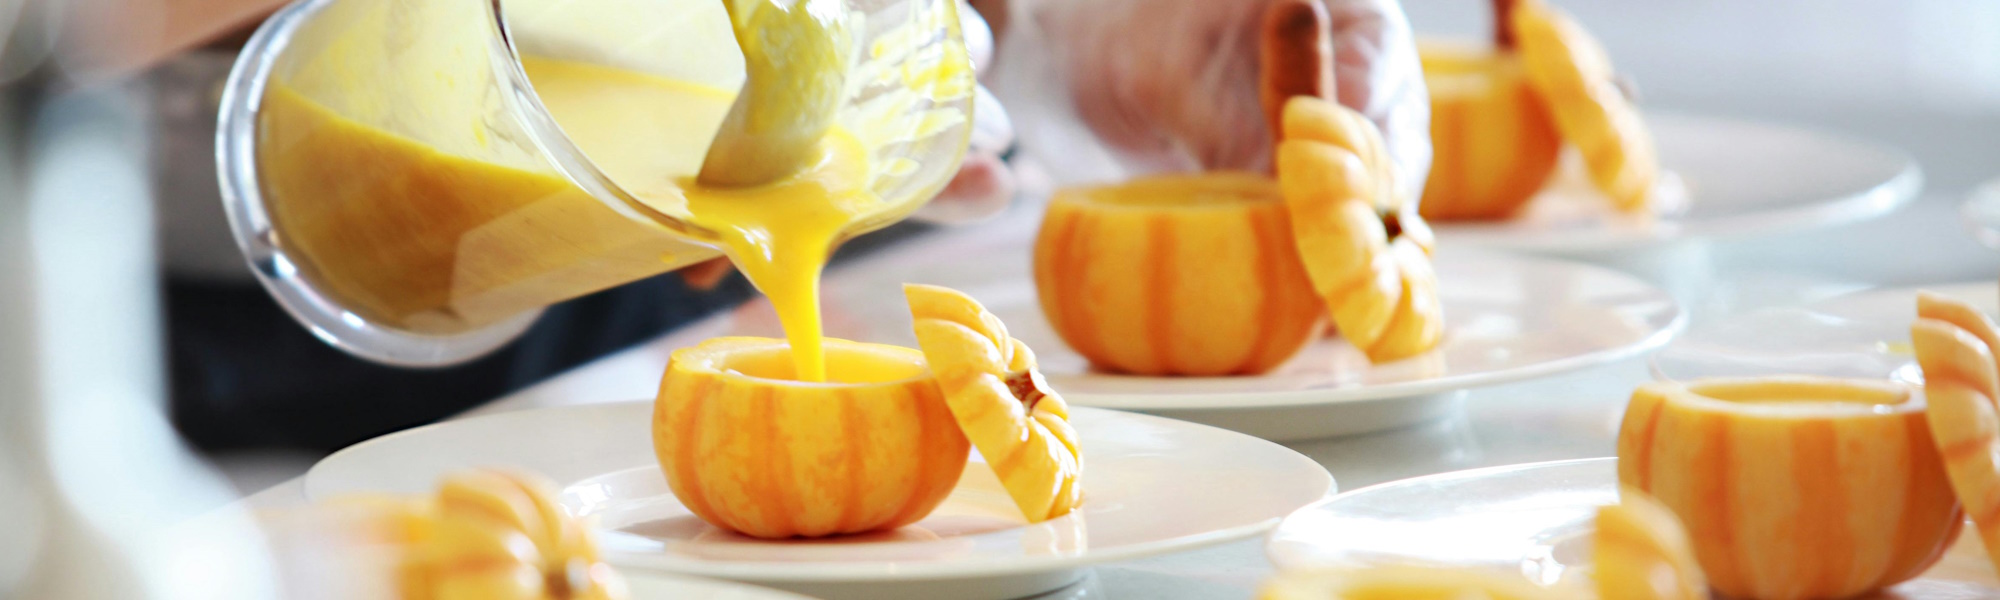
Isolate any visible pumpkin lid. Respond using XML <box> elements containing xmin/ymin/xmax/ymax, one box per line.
<box><xmin>905</xmin><ymin>284</ymin><xmax>1083</xmax><ymax>523</ymax></box>
<box><xmin>1510</xmin><ymin>0</ymin><xmax>1658</xmax><ymax>212</ymax></box>
<box><xmin>1595</xmin><ymin>486</ymin><xmax>1709</xmax><ymax>600</ymax></box>
<box><xmin>1257</xmin><ymin>0</ymin><xmax>1443</xmax><ymax>364</ymax></box>
<box><xmin>1910</xmin><ymin>292</ymin><xmax>2000</xmax><ymax>578</ymax></box>
<box><xmin>1275</xmin><ymin>96</ymin><xmax>1445</xmax><ymax>363</ymax></box>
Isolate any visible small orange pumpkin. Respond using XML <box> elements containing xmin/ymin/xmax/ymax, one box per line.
<box><xmin>1418</xmin><ymin>38</ymin><xmax>1563</xmax><ymax>221</ymax></box>
<box><xmin>1420</xmin><ymin>0</ymin><xmax>1658</xmax><ymax>219</ymax></box>
<box><xmin>652</xmin><ymin>337</ymin><xmax>970</xmax><ymax>538</ymax></box>
<box><xmin>1032</xmin><ymin>174</ymin><xmax>1327</xmax><ymax>376</ymax></box>
<box><xmin>278</xmin><ymin>469</ymin><xmax>629</xmax><ymax>600</ymax></box>
<box><xmin>1616</xmin><ymin>377</ymin><xmax>1962</xmax><ymax>599</ymax></box>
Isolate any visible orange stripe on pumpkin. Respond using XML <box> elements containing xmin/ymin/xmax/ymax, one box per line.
<box><xmin>1036</xmin><ymin>207</ymin><xmax>1078</xmax><ymax>343</ymax></box>
<box><xmin>1434</xmin><ymin>98</ymin><xmax>1465</xmax><ymax>210</ymax></box>
<box><xmin>1629</xmin><ymin>395</ymin><xmax>1665</xmax><ymax>492</ymax></box>
<box><xmin>913</xmin><ymin>381</ymin><xmax>966</xmax><ymax>519</ymax></box>
<box><xmin>1883</xmin><ymin>414</ymin><xmax>1958</xmax><ymax>583</ymax></box>
<box><xmin>1941</xmin><ymin>432</ymin><xmax>1998</xmax><ymax>462</ymax></box>
<box><xmin>1053</xmin><ymin>208</ymin><xmax>1110</xmax><ymax>366</ymax></box>
<box><xmin>670</xmin><ymin>376</ymin><xmax>721</xmax><ymax>528</ymax></box>
<box><xmin>1789</xmin><ymin>419</ymin><xmax>1854</xmax><ymax>595</ymax></box>
<box><xmin>1692</xmin><ymin>412</ymin><xmax>1745</xmax><ymax>590</ymax></box>
<box><xmin>837</xmin><ymin>389</ymin><xmax>870</xmax><ymax>531</ymax></box>
<box><xmin>885</xmin><ymin>384</ymin><xmax>942</xmax><ymax>528</ymax></box>
<box><xmin>753</xmin><ymin>387</ymin><xmax>800</xmax><ymax>537</ymax></box>
<box><xmin>1145</xmin><ymin>214</ymin><xmax>1179</xmax><ymax>374</ymax></box>
<box><xmin>1238</xmin><ymin>207</ymin><xmax>1285</xmax><ymax>374</ymax></box>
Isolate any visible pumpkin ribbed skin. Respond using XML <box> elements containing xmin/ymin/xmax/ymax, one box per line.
<box><xmin>907</xmin><ymin>284</ymin><xmax>1083</xmax><ymax>522</ymax></box>
<box><xmin>294</xmin><ymin>470</ymin><xmax>628</xmax><ymax>600</ymax></box>
<box><xmin>1277</xmin><ymin>97</ymin><xmax>1445</xmax><ymax>362</ymax></box>
<box><xmin>1033</xmin><ymin>173</ymin><xmax>1326</xmax><ymax>376</ymax></box>
<box><xmin>1417</xmin><ymin>42</ymin><xmax>1562</xmax><ymax>221</ymax></box>
<box><xmin>421</xmin><ymin>470</ymin><xmax>626</xmax><ymax>600</ymax></box>
<box><xmin>652</xmin><ymin>337</ymin><xmax>970</xmax><ymax>538</ymax></box>
<box><xmin>1616</xmin><ymin>377</ymin><xmax>1962</xmax><ymax>600</ymax></box>
<box><xmin>1911</xmin><ymin>291</ymin><xmax>2000</xmax><ymax>578</ymax></box>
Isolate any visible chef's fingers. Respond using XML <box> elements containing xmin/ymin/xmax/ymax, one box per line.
<box><xmin>917</xmin><ymin>148</ymin><xmax>1016</xmax><ymax>224</ymax></box>
<box><xmin>961</xmin><ymin>0</ymin><xmax>995</xmax><ymax>72</ymax></box>
<box><xmin>1325</xmin><ymin>0</ymin><xmax>1432</xmax><ymax>202</ymax></box>
<box><xmin>679</xmin><ymin>257</ymin><xmax>736</xmax><ymax>291</ymax></box>
<box><xmin>914</xmin><ymin>80</ymin><xmax>1018</xmax><ymax>224</ymax></box>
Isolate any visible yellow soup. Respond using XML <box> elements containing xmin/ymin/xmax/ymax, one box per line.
<box><xmin>525</xmin><ymin>57</ymin><xmax>874</xmax><ymax>382</ymax></box>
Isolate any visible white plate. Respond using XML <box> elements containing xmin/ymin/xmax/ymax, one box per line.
<box><xmin>1820</xmin><ymin>281</ymin><xmax>1996</xmax><ymax>317</ymax></box>
<box><xmin>304</xmin><ymin>401</ymin><xmax>1334</xmax><ymax>600</ymax></box>
<box><xmin>1960</xmin><ymin>177</ymin><xmax>2000</xmax><ymax>249</ymax></box>
<box><xmin>625</xmin><ymin>573</ymin><xmax>816</xmax><ymax>600</ymax></box>
<box><xmin>727</xmin><ymin>221</ymin><xmax>1683</xmax><ymax>440</ymax></box>
<box><xmin>1651</xmin><ymin>281</ymin><xmax>1993</xmax><ymax>383</ymax></box>
<box><xmin>1433</xmin><ymin>113</ymin><xmax>1922</xmax><ymax>254</ymax></box>
<box><xmin>1266</xmin><ymin>458</ymin><xmax>2000</xmax><ymax>592</ymax></box>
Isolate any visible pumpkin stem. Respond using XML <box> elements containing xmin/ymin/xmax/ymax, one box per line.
<box><xmin>1493</xmin><ymin>0</ymin><xmax>1518</xmax><ymax>50</ymax></box>
<box><xmin>1258</xmin><ymin>0</ymin><xmax>1334</xmax><ymax>155</ymax></box>
<box><xmin>547</xmin><ymin>558</ymin><xmax>586</xmax><ymax>599</ymax></box>
<box><xmin>1005</xmin><ymin>369</ymin><xmax>1050</xmax><ymax>412</ymax></box>
<box><xmin>1379</xmin><ymin>208</ymin><xmax>1404</xmax><ymax>241</ymax></box>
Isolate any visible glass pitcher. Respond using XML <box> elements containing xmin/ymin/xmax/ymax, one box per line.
<box><xmin>217</xmin><ymin>0</ymin><xmax>973</xmax><ymax>366</ymax></box>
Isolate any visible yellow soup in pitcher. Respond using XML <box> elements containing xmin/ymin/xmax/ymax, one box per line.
<box><xmin>262</xmin><ymin>57</ymin><xmax>889</xmax><ymax>382</ymax></box>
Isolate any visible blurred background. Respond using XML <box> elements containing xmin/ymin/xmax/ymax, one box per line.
<box><xmin>3</xmin><ymin>0</ymin><xmax>1998</xmax><ymax>597</ymax></box>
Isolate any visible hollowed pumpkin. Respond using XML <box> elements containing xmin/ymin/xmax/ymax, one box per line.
<box><xmin>1418</xmin><ymin>40</ymin><xmax>1562</xmax><ymax>221</ymax></box>
<box><xmin>1616</xmin><ymin>377</ymin><xmax>1962</xmax><ymax>599</ymax></box>
<box><xmin>907</xmin><ymin>284</ymin><xmax>1083</xmax><ymax>522</ymax></box>
<box><xmin>1032</xmin><ymin>173</ymin><xmax>1326</xmax><ymax>376</ymax></box>
<box><xmin>652</xmin><ymin>337</ymin><xmax>970</xmax><ymax>538</ymax></box>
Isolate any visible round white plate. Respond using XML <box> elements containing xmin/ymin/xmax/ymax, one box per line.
<box><xmin>305</xmin><ymin>401</ymin><xmax>1334</xmax><ymax>600</ymax></box>
<box><xmin>1651</xmin><ymin>281</ymin><xmax>1992</xmax><ymax>384</ymax></box>
<box><xmin>1266</xmin><ymin>458</ymin><xmax>2000</xmax><ymax>592</ymax></box>
<box><xmin>728</xmin><ymin>220</ymin><xmax>1683</xmax><ymax>440</ymax></box>
<box><xmin>625</xmin><ymin>573</ymin><xmax>816</xmax><ymax>600</ymax></box>
<box><xmin>1960</xmin><ymin>177</ymin><xmax>2000</xmax><ymax>249</ymax></box>
<box><xmin>1433</xmin><ymin>113</ymin><xmax>1922</xmax><ymax>254</ymax></box>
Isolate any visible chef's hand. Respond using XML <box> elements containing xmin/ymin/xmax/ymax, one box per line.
<box><xmin>1010</xmin><ymin>0</ymin><xmax>1430</xmax><ymax>199</ymax></box>
<box><xmin>910</xmin><ymin>0</ymin><xmax>1017</xmax><ymax>225</ymax></box>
